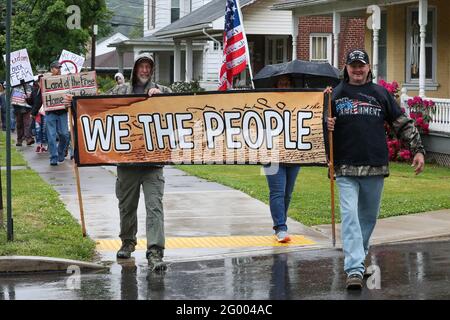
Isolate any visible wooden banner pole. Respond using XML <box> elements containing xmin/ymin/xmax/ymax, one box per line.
<box><xmin>68</xmin><ymin>105</ymin><xmax>87</xmax><ymax>237</ymax></box>
<box><xmin>328</xmin><ymin>93</ymin><xmax>336</xmax><ymax>247</ymax></box>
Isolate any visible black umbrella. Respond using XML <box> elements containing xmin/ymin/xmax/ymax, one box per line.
<box><xmin>253</xmin><ymin>59</ymin><xmax>341</xmax><ymax>89</ymax></box>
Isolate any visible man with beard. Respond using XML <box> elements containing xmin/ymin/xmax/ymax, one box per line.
<box><xmin>65</xmin><ymin>53</ymin><xmax>171</xmax><ymax>271</ymax></box>
<box><xmin>109</xmin><ymin>53</ymin><xmax>171</xmax><ymax>271</ymax></box>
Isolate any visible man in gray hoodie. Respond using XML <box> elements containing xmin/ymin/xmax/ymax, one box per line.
<box><xmin>110</xmin><ymin>53</ymin><xmax>171</xmax><ymax>271</ymax></box>
<box><xmin>66</xmin><ymin>53</ymin><xmax>171</xmax><ymax>271</ymax></box>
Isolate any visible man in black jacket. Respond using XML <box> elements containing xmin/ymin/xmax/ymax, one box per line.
<box><xmin>327</xmin><ymin>49</ymin><xmax>425</xmax><ymax>290</ymax></box>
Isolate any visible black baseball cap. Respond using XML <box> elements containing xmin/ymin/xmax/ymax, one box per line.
<box><xmin>346</xmin><ymin>49</ymin><xmax>370</xmax><ymax>65</ymax></box>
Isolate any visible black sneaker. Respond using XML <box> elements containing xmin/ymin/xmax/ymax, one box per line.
<box><xmin>116</xmin><ymin>240</ymin><xmax>136</xmax><ymax>259</ymax></box>
<box><xmin>147</xmin><ymin>247</ymin><xmax>167</xmax><ymax>272</ymax></box>
<box><xmin>346</xmin><ymin>273</ymin><xmax>363</xmax><ymax>290</ymax></box>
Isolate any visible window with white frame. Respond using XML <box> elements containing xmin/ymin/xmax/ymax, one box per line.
<box><xmin>310</xmin><ymin>33</ymin><xmax>332</xmax><ymax>64</ymax></box>
<box><xmin>147</xmin><ymin>0</ymin><xmax>155</xmax><ymax>30</ymax></box>
<box><xmin>171</xmin><ymin>0</ymin><xmax>180</xmax><ymax>23</ymax></box>
<box><xmin>182</xmin><ymin>0</ymin><xmax>192</xmax><ymax>16</ymax></box>
<box><xmin>265</xmin><ymin>37</ymin><xmax>288</xmax><ymax>65</ymax></box>
<box><xmin>233</xmin><ymin>42</ymin><xmax>254</xmax><ymax>88</ymax></box>
<box><xmin>213</xmin><ymin>41</ymin><xmax>222</xmax><ymax>51</ymax></box>
<box><xmin>406</xmin><ymin>7</ymin><xmax>436</xmax><ymax>83</ymax></box>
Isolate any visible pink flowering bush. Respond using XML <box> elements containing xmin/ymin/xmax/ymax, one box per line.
<box><xmin>386</xmin><ymin>125</ymin><xmax>412</xmax><ymax>162</ymax></box>
<box><xmin>380</xmin><ymin>80</ymin><xmax>435</xmax><ymax>162</ymax></box>
<box><xmin>378</xmin><ymin>79</ymin><xmax>400</xmax><ymax>99</ymax></box>
<box><xmin>407</xmin><ymin>96</ymin><xmax>435</xmax><ymax>135</ymax></box>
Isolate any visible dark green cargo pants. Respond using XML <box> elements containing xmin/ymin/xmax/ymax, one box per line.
<box><xmin>115</xmin><ymin>166</ymin><xmax>165</xmax><ymax>253</ymax></box>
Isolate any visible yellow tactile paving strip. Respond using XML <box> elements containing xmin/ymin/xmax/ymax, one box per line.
<box><xmin>96</xmin><ymin>235</ymin><xmax>316</xmax><ymax>250</ymax></box>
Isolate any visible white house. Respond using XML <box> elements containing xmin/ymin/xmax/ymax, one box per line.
<box><xmin>110</xmin><ymin>0</ymin><xmax>293</xmax><ymax>89</ymax></box>
<box><xmin>84</xmin><ymin>32</ymin><xmax>135</xmax><ymax>75</ymax></box>
<box><xmin>96</xmin><ymin>32</ymin><xmax>129</xmax><ymax>56</ymax></box>
<box><xmin>154</xmin><ymin>0</ymin><xmax>293</xmax><ymax>89</ymax></box>
<box><xmin>109</xmin><ymin>0</ymin><xmax>209</xmax><ymax>85</ymax></box>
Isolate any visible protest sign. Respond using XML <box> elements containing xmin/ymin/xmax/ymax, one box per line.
<box><xmin>11</xmin><ymin>87</ymin><xmax>28</xmax><ymax>106</ymax></box>
<box><xmin>72</xmin><ymin>90</ymin><xmax>327</xmax><ymax>166</ymax></box>
<box><xmin>40</xmin><ymin>71</ymin><xmax>97</xmax><ymax>112</ymax></box>
<box><xmin>59</xmin><ymin>49</ymin><xmax>85</xmax><ymax>75</ymax></box>
<box><xmin>3</xmin><ymin>49</ymin><xmax>34</xmax><ymax>87</ymax></box>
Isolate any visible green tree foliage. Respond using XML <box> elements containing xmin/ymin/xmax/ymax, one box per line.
<box><xmin>0</xmin><ymin>0</ymin><xmax>112</xmax><ymax>79</ymax></box>
<box><xmin>128</xmin><ymin>17</ymin><xmax>144</xmax><ymax>39</ymax></box>
<box><xmin>96</xmin><ymin>74</ymin><xmax>116</xmax><ymax>93</ymax></box>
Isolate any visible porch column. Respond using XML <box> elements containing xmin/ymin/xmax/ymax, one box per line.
<box><xmin>292</xmin><ymin>14</ymin><xmax>299</xmax><ymax>60</ymax></box>
<box><xmin>185</xmin><ymin>39</ymin><xmax>193</xmax><ymax>82</ymax></box>
<box><xmin>332</xmin><ymin>11</ymin><xmax>341</xmax><ymax>68</ymax></box>
<box><xmin>418</xmin><ymin>0</ymin><xmax>428</xmax><ymax>97</ymax></box>
<box><xmin>117</xmin><ymin>49</ymin><xmax>124</xmax><ymax>74</ymax></box>
<box><xmin>174</xmin><ymin>40</ymin><xmax>181</xmax><ymax>82</ymax></box>
<box><xmin>367</xmin><ymin>5</ymin><xmax>380</xmax><ymax>83</ymax></box>
<box><xmin>154</xmin><ymin>52</ymin><xmax>159</xmax><ymax>82</ymax></box>
<box><xmin>372</xmin><ymin>28</ymin><xmax>380</xmax><ymax>83</ymax></box>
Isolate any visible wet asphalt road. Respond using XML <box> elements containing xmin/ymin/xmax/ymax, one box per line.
<box><xmin>1</xmin><ymin>239</ymin><xmax>450</xmax><ymax>300</ymax></box>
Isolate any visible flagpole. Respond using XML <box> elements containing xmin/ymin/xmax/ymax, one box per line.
<box><xmin>235</xmin><ymin>0</ymin><xmax>254</xmax><ymax>89</ymax></box>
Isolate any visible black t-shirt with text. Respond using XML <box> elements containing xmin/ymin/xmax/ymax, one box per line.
<box><xmin>331</xmin><ymin>81</ymin><xmax>403</xmax><ymax>167</ymax></box>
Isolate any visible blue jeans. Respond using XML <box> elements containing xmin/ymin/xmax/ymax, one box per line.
<box><xmin>264</xmin><ymin>165</ymin><xmax>301</xmax><ymax>232</ymax></box>
<box><xmin>46</xmin><ymin>112</ymin><xmax>69</xmax><ymax>163</ymax></box>
<box><xmin>10</xmin><ymin>108</ymin><xmax>16</xmax><ymax>130</ymax></box>
<box><xmin>35</xmin><ymin>115</ymin><xmax>47</xmax><ymax>144</ymax></box>
<box><xmin>336</xmin><ymin>176</ymin><xmax>384</xmax><ymax>276</ymax></box>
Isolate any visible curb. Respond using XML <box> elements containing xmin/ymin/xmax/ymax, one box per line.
<box><xmin>0</xmin><ymin>256</ymin><xmax>110</xmax><ymax>274</ymax></box>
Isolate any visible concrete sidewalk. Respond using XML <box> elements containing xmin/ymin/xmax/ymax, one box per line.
<box><xmin>315</xmin><ymin>209</ymin><xmax>450</xmax><ymax>246</ymax></box>
<box><xmin>16</xmin><ymin>143</ymin><xmax>450</xmax><ymax>263</ymax></box>
<box><xmin>19</xmin><ymin>144</ymin><xmax>330</xmax><ymax>264</ymax></box>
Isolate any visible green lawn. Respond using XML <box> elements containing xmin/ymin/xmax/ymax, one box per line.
<box><xmin>0</xmin><ymin>132</ymin><xmax>96</xmax><ymax>260</ymax></box>
<box><xmin>177</xmin><ymin>163</ymin><xmax>450</xmax><ymax>226</ymax></box>
<box><xmin>0</xmin><ymin>131</ymin><xmax>27</xmax><ymax>166</ymax></box>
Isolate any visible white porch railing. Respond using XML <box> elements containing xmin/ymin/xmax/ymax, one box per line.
<box><xmin>400</xmin><ymin>88</ymin><xmax>450</xmax><ymax>134</ymax></box>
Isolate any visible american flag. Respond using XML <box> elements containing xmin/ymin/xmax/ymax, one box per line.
<box><xmin>218</xmin><ymin>0</ymin><xmax>248</xmax><ymax>91</ymax></box>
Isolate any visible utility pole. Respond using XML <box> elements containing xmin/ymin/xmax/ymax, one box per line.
<box><xmin>91</xmin><ymin>24</ymin><xmax>98</xmax><ymax>71</ymax></box>
<box><xmin>6</xmin><ymin>0</ymin><xmax>13</xmax><ymax>240</ymax></box>
<box><xmin>0</xmin><ymin>165</ymin><xmax>3</xmax><ymax>229</ymax></box>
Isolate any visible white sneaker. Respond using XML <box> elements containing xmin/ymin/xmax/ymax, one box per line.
<box><xmin>275</xmin><ymin>230</ymin><xmax>291</xmax><ymax>243</ymax></box>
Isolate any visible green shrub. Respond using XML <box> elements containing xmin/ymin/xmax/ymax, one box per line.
<box><xmin>97</xmin><ymin>75</ymin><xmax>116</xmax><ymax>94</ymax></box>
<box><xmin>170</xmin><ymin>80</ymin><xmax>205</xmax><ymax>93</ymax></box>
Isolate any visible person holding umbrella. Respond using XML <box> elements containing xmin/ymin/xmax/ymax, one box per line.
<box><xmin>326</xmin><ymin>49</ymin><xmax>425</xmax><ymax>290</ymax></box>
<box><xmin>253</xmin><ymin>60</ymin><xmax>340</xmax><ymax>89</ymax></box>
<box><xmin>264</xmin><ymin>74</ymin><xmax>301</xmax><ymax>243</ymax></box>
